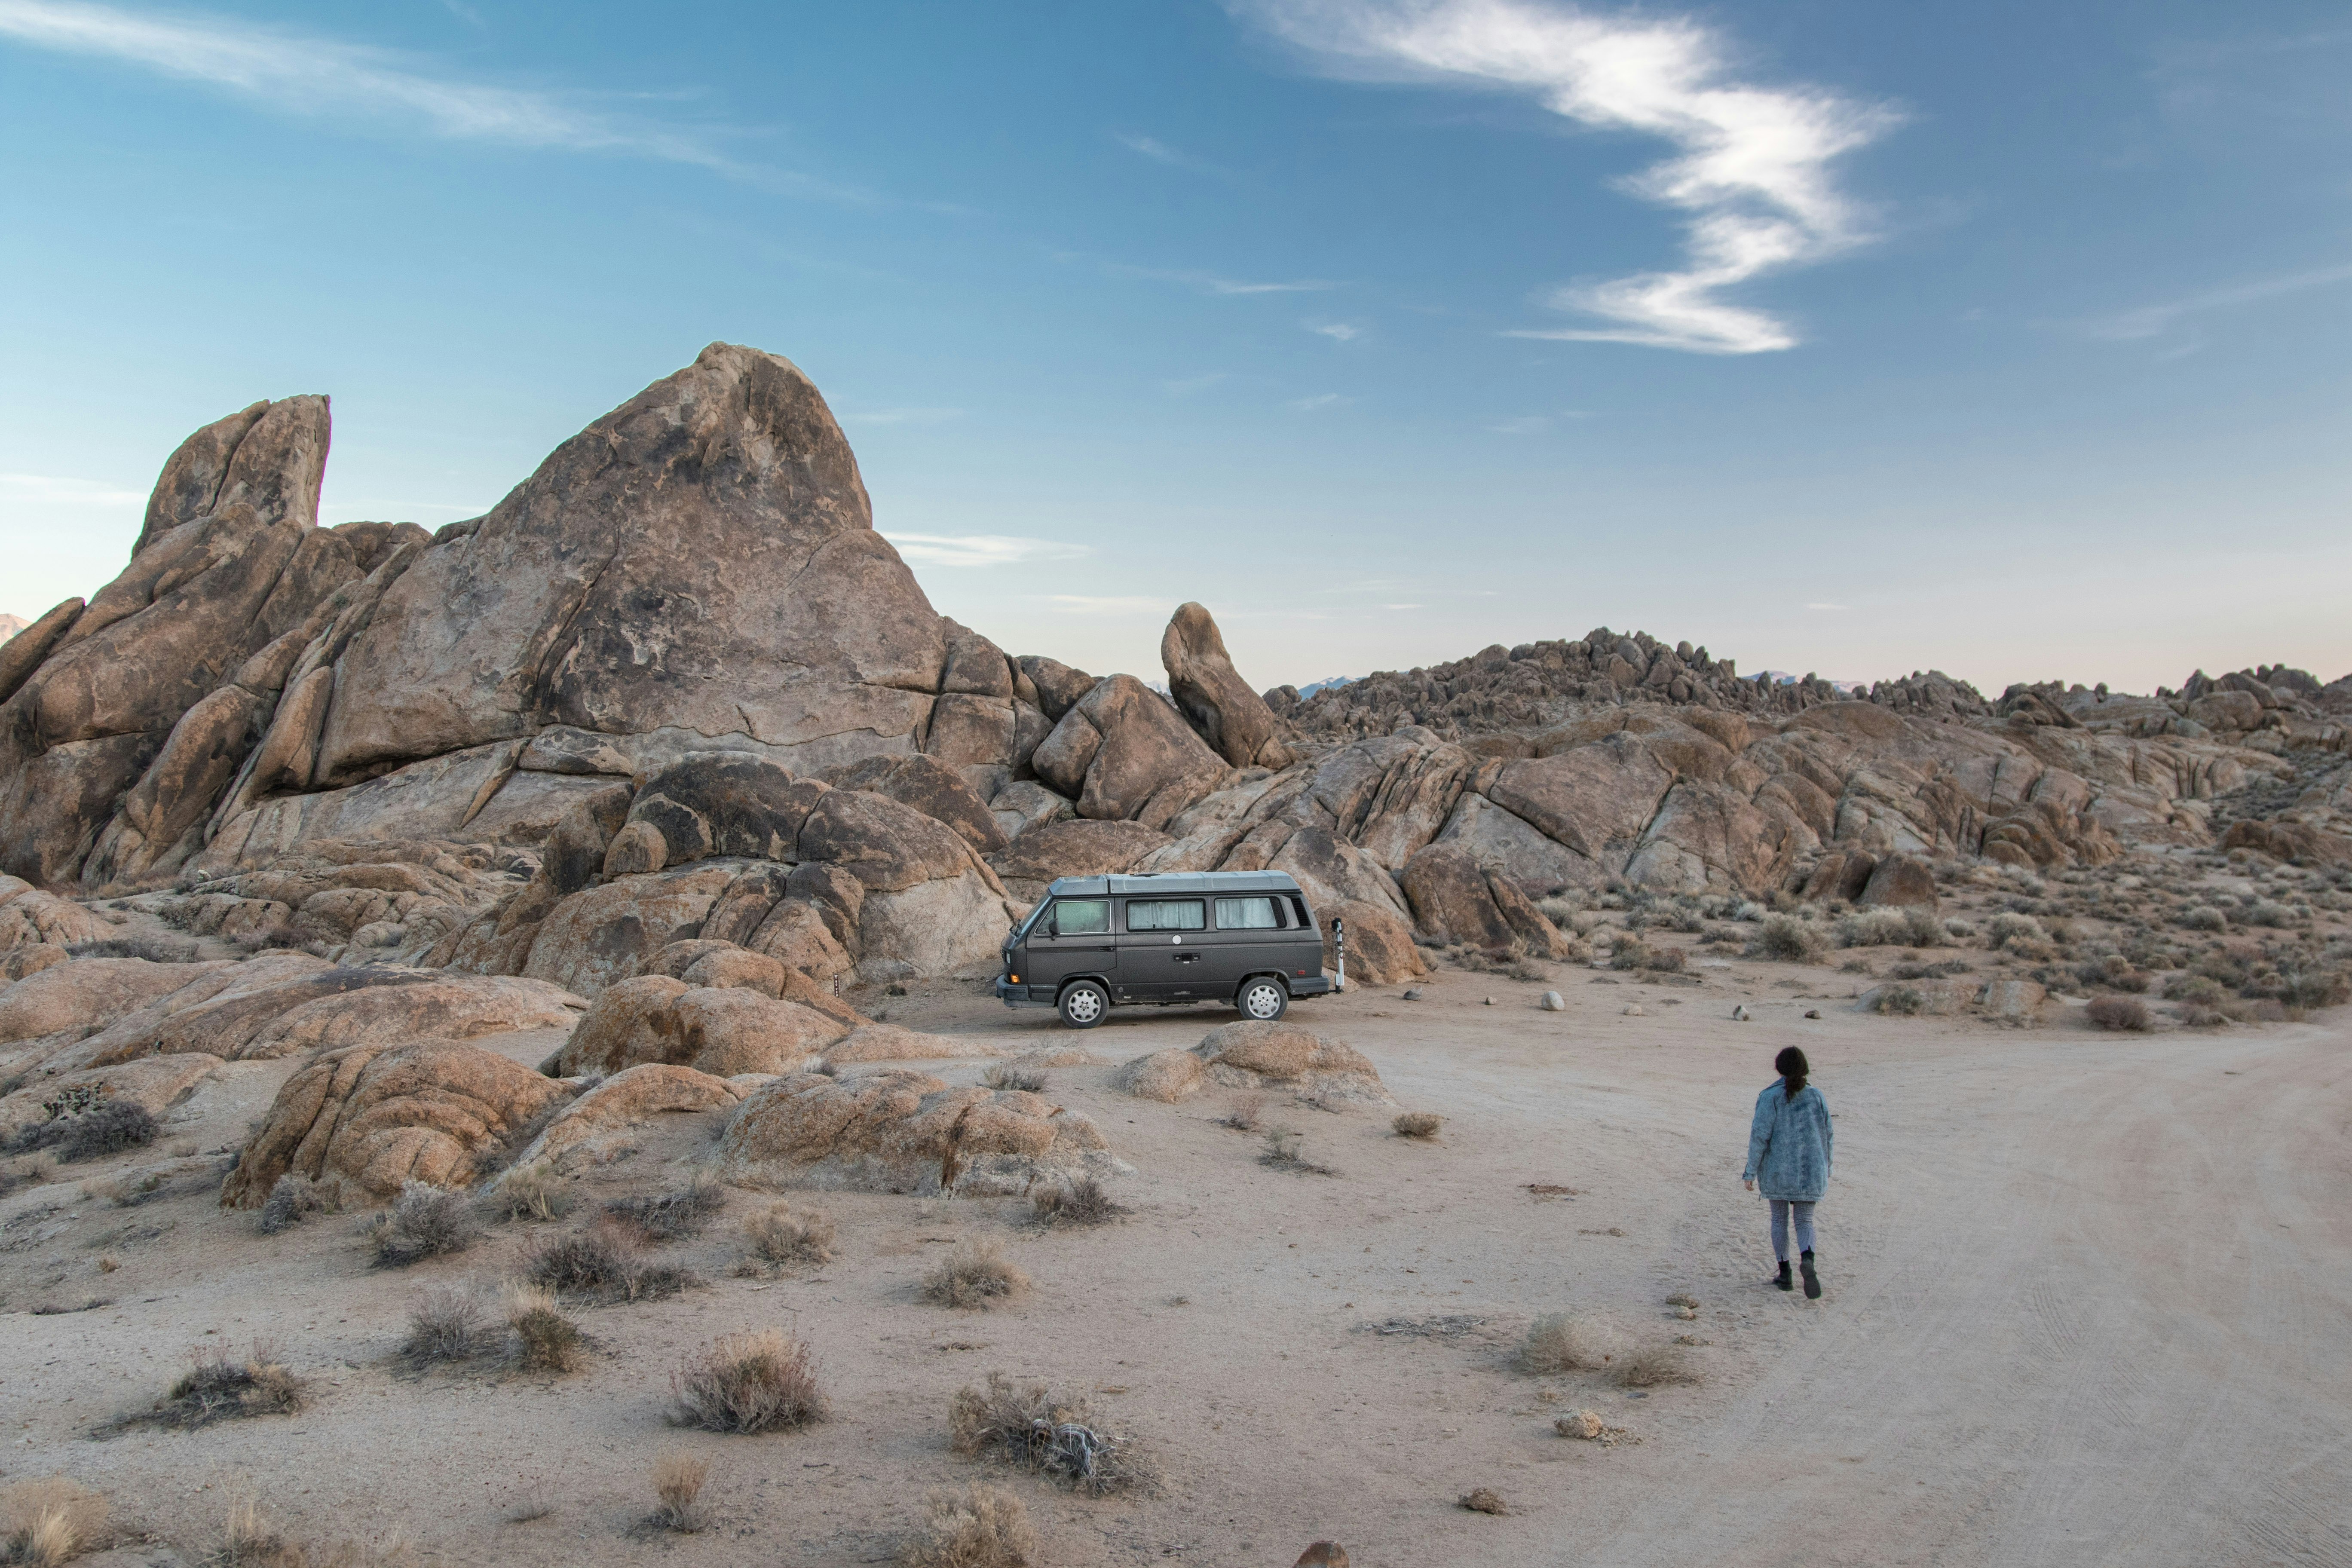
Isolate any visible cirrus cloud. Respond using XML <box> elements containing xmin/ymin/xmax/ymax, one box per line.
<box><xmin>881</xmin><ymin>533</ymin><xmax>1090</xmax><ymax>569</ymax></box>
<box><xmin>1228</xmin><ymin>0</ymin><xmax>1898</xmax><ymax>354</ymax></box>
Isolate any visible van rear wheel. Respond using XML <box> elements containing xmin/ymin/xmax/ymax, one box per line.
<box><xmin>1059</xmin><ymin>980</ymin><xmax>1110</xmax><ymax>1029</ymax></box>
<box><xmin>1237</xmin><ymin>977</ymin><xmax>1289</xmax><ymax>1022</ymax></box>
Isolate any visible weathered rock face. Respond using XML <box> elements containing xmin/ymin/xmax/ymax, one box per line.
<box><xmin>1161</xmin><ymin>602</ymin><xmax>1292</xmax><ymax>770</ymax></box>
<box><xmin>1115</xmin><ymin>1020</ymin><xmax>1390</xmax><ymax>1106</ymax></box>
<box><xmin>315</xmin><ymin>343</ymin><xmax>945</xmax><ymax>784</ymax></box>
<box><xmin>222</xmin><ymin>1038</ymin><xmax>576</xmax><ymax>1205</ymax></box>
<box><xmin>714</xmin><ymin>1069</ymin><xmax>1119</xmax><ymax>1194</ymax></box>
<box><xmin>506</xmin><ymin>1062</ymin><xmax>749</xmax><ymax>1171</ymax></box>
<box><xmin>0</xmin><ymin>1051</ymin><xmax>223</xmax><ymax>1141</ymax></box>
<box><xmin>1857</xmin><ymin>852</ymin><xmax>1938</xmax><ymax>910</ymax></box>
<box><xmin>1031</xmin><ymin>675</ymin><xmax>1228</xmax><ymax>828</ymax></box>
<box><xmin>1399</xmin><ymin>842</ymin><xmax>1571</xmax><ymax>956</ymax></box>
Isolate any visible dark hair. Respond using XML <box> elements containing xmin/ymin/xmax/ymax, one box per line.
<box><xmin>1774</xmin><ymin>1046</ymin><xmax>1810</xmax><ymax>1100</ymax></box>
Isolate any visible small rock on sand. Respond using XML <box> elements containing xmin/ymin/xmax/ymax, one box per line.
<box><xmin>1540</xmin><ymin>990</ymin><xmax>1565</xmax><ymax>1011</ymax></box>
<box><xmin>1732</xmin><ymin>1004</ymin><xmax>1751</xmax><ymax>1020</ymax></box>
<box><xmin>1624</xmin><ymin>1004</ymin><xmax>1645</xmax><ymax>1017</ymax></box>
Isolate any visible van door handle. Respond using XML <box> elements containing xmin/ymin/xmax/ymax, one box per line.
<box><xmin>1175</xmin><ymin>953</ymin><xmax>1201</xmax><ymax>964</ymax></box>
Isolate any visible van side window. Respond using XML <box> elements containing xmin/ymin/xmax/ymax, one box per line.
<box><xmin>1126</xmin><ymin>899</ymin><xmax>1206</xmax><ymax>932</ymax></box>
<box><xmin>1214</xmin><ymin>896</ymin><xmax>1282</xmax><ymax>930</ymax></box>
<box><xmin>1050</xmin><ymin>899</ymin><xmax>1110</xmax><ymax>935</ymax></box>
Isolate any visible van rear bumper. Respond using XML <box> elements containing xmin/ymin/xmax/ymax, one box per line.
<box><xmin>1289</xmin><ymin>973</ymin><xmax>1336</xmax><ymax>998</ymax></box>
<box><xmin>994</xmin><ymin>976</ymin><xmax>1055</xmax><ymax>1009</ymax></box>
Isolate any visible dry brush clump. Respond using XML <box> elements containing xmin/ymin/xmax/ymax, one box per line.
<box><xmin>527</xmin><ymin>1219</ymin><xmax>696</xmax><ymax>1302</ymax></box>
<box><xmin>206</xmin><ymin>1495</ymin><xmax>409</xmax><ymax>1568</ymax></box>
<box><xmin>903</xmin><ymin>1483</ymin><xmax>1037</xmax><ymax>1568</ymax></box>
<box><xmin>1613</xmin><ymin>1344</ymin><xmax>1698</xmax><ymax>1388</ymax></box>
<box><xmin>485</xmin><ymin>1163</ymin><xmax>568</xmax><ymax>1223</ymax></box>
<box><xmin>947</xmin><ymin>1372</ymin><xmax>1159</xmax><ymax>1496</ymax></box>
<box><xmin>922</xmin><ymin>1239</ymin><xmax>1030</xmax><ymax>1309</ymax></box>
<box><xmin>1030</xmin><ymin>1177</ymin><xmax>1126</xmax><ymax>1228</ymax></box>
<box><xmin>1218</xmin><ymin>1092</ymin><xmax>1265</xmax><ymax>1132</ymax></box>
<box><xmin>1517</xmin><ymin>1314</ymin><xmax>1614</xmax><ymax>1375</ymax></box>
<box><xmin>2086</xmin><ymin>995</ymin><xmax>2152</xmax><ymax>1032</ymax></box>
<box><xmin>6</xmin><ymin>1100</ymin><xmax>158</xmax><ymax>1164</ymax></box>
<box><xmin>257</xmin><ymin>1173</ymin><xmax>331</xmax><ymax>1235</ymax></box>
<box><xmin>1746</xmin><ymin>915</ymin><xmax>1827</xmax><ymax>964</ymax></box>
<box><xmin>980</xmin><ymin>1065</ymin><xmax>1046</xmax><ymax>1093</ymax></box>
<box><xmin>370</xmin><ymin>1183</ymin><xmax>480</xmax><ymax>1268</ymax></box>
<box><xmin>1834</xmin><ymin>908</ymin><xmax>1947</xmax><ymax>949</ymax></box>
<box><xmin>1391</xmin><ymin>1112</ymin><xmax>1442</xmax><ymax>1140</ymax></box>
<box><xmin>400</xmin><ymin>1283</ymin><xmax>488</xmax><ymax>1366</ymax></box>
<box><xmin>110</xmin><ymin>1342</ymin><xmax>306</xmax><ymax>1432</ymax></box>
<box><xmin>737</xmin><ymin>1201</ymin><xmax>836</xmax><ymax>1273</ymax></box>
<box><xmin>2</xmin><ymin>1477</ymin><xmax>109</xmax><ymax>1568</ymax></box>
<box><xmin>502</xmin><ymin>1283</ymin><xmax>583</xmax><ymax>1373</ymax></box>
<box><xmin>650</xmin><ymin>1453</ymin><xmax>710</xmax><ymax>1533</ymax></box>
<box><xmin>606</xmin><ymin>1176</ymin><xmax>726</xmax><ymax>1241</ymax></box>
<box><xmin>1259</xmin><ymin>1129</ymin><xmax>1338</xmax><ymax>1176</ymax></box>
<box><xmin>670</xmin><ymin>1330</ymin><xmax>828</xmax><ymax>1433</ymax></box>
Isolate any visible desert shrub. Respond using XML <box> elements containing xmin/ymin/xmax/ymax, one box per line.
<box><xmin>947</xmin><ymin>1372</ymin><xmax>1158</xmax><ymax>1495</ymax></box>
<box><xmin>980</xmin><ymin>1065</ymin><xmax>1045</xmax><ymax>1093</ymax></box>
<box><xmin>401</xmin><ymin>1284</ymin><xmax>486</xmax><ymax>1364</ymax></box>
<box><xmin>1942</xmin><ymin>917</ymin><xmax>1975</xmax><ymax>940</ymax></box>
<box><xmin>671</xmin><ymin>1329</ymin><xmax>828</xmax><ymax>1433</ymax></box>
<box><xmin>2086</xmin><ymin>995</ymin><xmax>2151</xmax><ymax>1032</ymax></box>
<box><xmin>650</xmin><ymin>1454</ymin><xmax>708</xmax><ymax>1533</ymax></box>
<box><xmin>1392</xmin><ymin>1112</ymin><xmax>1442</xmax><ymax>1139</ymax></box>
<box><xmin>526</xmin><ymin>1221</ymin><xmax>693</xmax><ymax>1302</ymax></box>
<box><xmin>2176</xmin><ymin>906</ymin><xmax>2228</xmax><ymax>932</ymax></box>
<box><xmin>904</xmin><ymin>1484</ymin><xmax>1036</xmax><ymax>1568</ymax></box>
<box><xmin>2164</xmin><ymin>973</ymin><xmax>2226</xmax><ymax>1004</ymax></box>
<box><xmin>1031</xmin><ymin>1177</ymin><xmax>1126</xmax><ymax>1228</ymax></box>
<box><xmin>1606</xmin><ymin>939</ymin><xmax>1650</xmax><ymax>971</ymax></box>
<box><xmin>740</xmin><ymin>1202</ymin><xmax>836</xmax><ymax>1270</ymax></box>
<box><xmin>2076</xmin><ymin>954</ymin><xmax>2149</xmax><ymax>993</ymax></box>
<box><xmin>606</xmin><ymin>1176</ymin><xmax>725</xmax><ymax>1241</ymax></box>
<box><xmin>66</xmin><ymin>933</ymin><xmax>198</xmax><ymax>963</ymax></box>
<box><xmin>1890</xmin><ymin>959</ymin><xmax>1970</xmax><ymax>980</ymax></box>
<box><xmin>921</xmin><ymin>1239</ymin><xmax>1029</xmax><ymax>1309</ymax></box>
<box><xmin>1517</xmin><ymin>1313</ymin><xmax>1613</xmax><ymax>1374</ymax></box>
<box><xmin>1696</xmin><ymin>926</ymin><xmax>1741</xmax><ymax>946</ymax></box>
<box><xmin>502</xmin><ymin>1284</ymin><xmax>583</xmax><ymax>1373</ymax></box>
<box><xmin>371</xmin><ymin>1183</ymin><xmax>481</xmax><ymax>1268</ymax></box>
<box><xmin>1614</xmin><ymin>1344</ymin><xmax>1697</xmax><ymax>1387</ymax></box>
<box><xmin>120</xmin><ymin>1343</ymin><xmax>306</xmax><ymax>1430</ymax></box>
<box><xmin>1872</xmin><ymin>985</ymin><xmax>1926</xmax><ymax>1016</ymax></box>
<box><xmin>486</xmin><ymin>1163</ymin><xmax>567</xmax><ymax>1223</ymax></box>
<box><xmin>1746</xmin><ymin>915</ymin><xmax>1826</xmax><ymax>964</ymax></box>
<box><xmin>1218</xmin><ymin>1093</ymin><xmax>1264</xmax><ymax>1132</ymax></box>
<box><xmin>7</xmin><ymin>1101</ymin><xmax>158</xmax><ymax>1164</ymax></box>
<box><xmin>257</xmin><ymin>1173</ymin><xmax>329</xmax><ymax>1235</ymax></box>
<box><xmin>1</xmin><ymin>1477</ymin><xmax>108</xmax><ymax>1568</ymax></box>
<box><xmin>2277</xmin><ymin>967</ymin><xmax>2350</xmax><ymax>1009</ymax></box>
<box><xmin>2174</xmin><ymin>1002</ymin><xmax>2227</xmax><ymax>1029</ymax></box>
<box><xmin>1985</xmin><ymin>913</ymin><xmax>2047</xmax><ymax>951</ymax></box>
<box><xmin>1642</xmin><ymin>946</ymin><xmax>1685</xmax><ymax>972</ymax></box>
<box><xmin>2246</xmin><ymin>900</ymin><xmax>2297</xmax><ymax>928</ymax></box>
<box><xmin>1257</xmin><ymin>1129</ymin><xmax>1337</xmax><ymax>1176</ymax></box>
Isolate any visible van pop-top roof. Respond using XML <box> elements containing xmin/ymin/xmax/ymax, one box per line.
<box><xmin>1042</xmin><ymin>870</ymin><xmax>1307</xmax><ymax>900</ymax></box>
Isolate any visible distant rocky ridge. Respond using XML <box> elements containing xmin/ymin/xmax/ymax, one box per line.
<box><xmin>4</xmin><ymin>341</ymin><xmax>2349</xmax><ymax>1017</ymax></box>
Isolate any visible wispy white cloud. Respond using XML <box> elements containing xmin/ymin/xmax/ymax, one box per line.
<box><xmin>1162</xmin><ymin>372</ymin><xmax>1228</xmax><ymax>395</ymax></box>
<box><xmin>1114</xmin><ymin>132</ymin><xmax>1233</xmax><ymax>178</ymax></box>
<box><xmin>0</xmin><ymin>472</ymin><xmax>145</xmax><ymax>506</ymax></box>
<box><xmin>840</xmin><ymin>407</ymin><xmax>965</xmax><ymax>426</ymax></box>
<box><xmin>1230</xmin><ymin>0</ymin><xmax>1898</xmax><ymax>353</ymax></box>
<box><xmin>2077</xmin><ymin>261</ymin><xmax>2352</xmax><ymax>344</ymax></box>
<box><xmin>1081</xmin><ymin>255</ymin><xmax>1334</xmax><ymax>295</ymax></box>
<box><xmin>1307</xmin><ymin>320</ymin><xmax>1364</xmax><ymax>341</ymax></box>
<box><xmin>1289</xmin><ymin>392</ymin><xmax>1349</xmax><ymax>411</ymax></box>
<box><xmin>882</xmin><ymin>533</ymin><xmax>1089</xmax><ymax>569</ymax></box>
<box><xmin>1038</xmin><ymin>594</ymin><xmax>1173</xmax><ymax>616</ymax></box>
<box><xmin>0</xmin><ymin>0</ymin><xmax>869</xmax><ymax>199</ymax></box>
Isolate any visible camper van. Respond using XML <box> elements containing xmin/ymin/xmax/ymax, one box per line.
<box><xmin>995</xmin><ymin>870</ymin><xmax>1334</xmax><ymax>1029</ymax></box>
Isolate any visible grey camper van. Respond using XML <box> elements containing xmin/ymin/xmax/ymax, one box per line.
<box><xmin>995</xmin><ymin>870</ymin><xmax>1334</xmax><ymax>1029</ymax></box>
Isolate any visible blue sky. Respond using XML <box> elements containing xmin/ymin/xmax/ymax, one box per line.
<box><xmin>2</xmin><ymin>0</ymin><xmax>2347</xmax><ymax>695</ymax></box>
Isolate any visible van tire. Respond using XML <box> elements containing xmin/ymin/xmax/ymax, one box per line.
<box><xmin>1237</xmin><ymin>977</ymin><xmax>1289</xmax><ymax>1022</ymax></box>
<box><xmin>1059</xmin><ymin>980</ymin><xmax>1110</xmax><ymax>1029</ymax></box>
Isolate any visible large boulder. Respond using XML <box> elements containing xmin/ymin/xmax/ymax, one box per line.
<box><xmin>0</xmin><ymin>1052</ymin><xmax>224</xmax><ymax>1141</ymax></box>
<box><xmin>1399</xmin><ymin>842</ymin><xmax>1572</xmax><ymax>956</ymax></box>
<box><xmin>1325</xmin><ymin>899</ymin><xmax>1427</xmax><ymax>986</ymax></box>
<box><xmin>221</xmin><ymin>1038</ymin><xmax>577</xmax><ymax>1205</ymax></box>
<box><xmin>1160</xmin><ymin>602</ymin><xmax>1292</xmax><ymax>770</ymax></box>
<box><xmin>714</xmin><ymin>1069</ymin><xmax>1120</xmax><ymax>1194</ymax></box>
<box><xmin>504</xmin><ymin>1063</ymin><xmax>750</xmax><ymax>1171</ymax></box>
<box><xmin>0</xmin><ymin>877</ymin><xmax>116</xmax><ymax>953</ymax></box>
<box><xmin>1857</xmin><ymin>852</ymin><xmax>1939</xmax><ymax>910</ymax></box>
<box><xmin>821</xmin><ymin>753</ymin><xmax>1006</xmax><ymax>853</ymax></box>
<box><xmin>1116</xmin><ymin>1020</ymin><xmax>1390</xmax><ymax>1106</ymax></box>
<box><xmin>0</xmin><ymin>956</ymin><xmax>239</xmax><ymax>1047</ymax></box>
<box><xmin>548</xmin><ymin>976</ymin><xmax>849</xmax><ymax>1078</ymax></box>
<box><xmin>1029</xmin><ymin>675</ymin><xmax>1227</xmax><ymax>828</ymax></box>
<box><xmin>993</xmin><ymin>818</ymin><xmax>1172</xmax><ymax>888</ymax></box>
<box><xmin>313</xmin><ymin>343</ymin><xmax>948</xmax><ymax>785</ymax></box>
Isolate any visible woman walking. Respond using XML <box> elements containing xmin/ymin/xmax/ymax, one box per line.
<box><xmin>1743</xmin><ymin>1046</ymin><xmax>1832</xmax><ymax>1298</ymax></box>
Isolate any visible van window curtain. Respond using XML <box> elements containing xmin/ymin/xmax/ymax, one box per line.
<box><xmin>1215</xmin><ymin>896</ymin><xmax>1280</xmax><ymax>929</ymax></box>
<box><xmin>1127</xmin><ymin>899</ymin><xmax>1206</xmax><ymax>931</ymax></box>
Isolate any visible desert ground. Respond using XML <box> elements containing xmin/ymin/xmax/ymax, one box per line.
<box><xmin>6</xmin><ymin>906</ymin><xmax>2345</xmax><ymax>1568</ymax></box>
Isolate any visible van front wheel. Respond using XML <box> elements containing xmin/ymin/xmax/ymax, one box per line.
<box><xmin>1237</xmin><ymin>977</ymin><xmax>1289</xmax><ymax>1022</ymax></box>
<box><xmin>1059</xmin><ymin>980</ymin><xmax>1110</xmax><ymax>1029</ymax></box>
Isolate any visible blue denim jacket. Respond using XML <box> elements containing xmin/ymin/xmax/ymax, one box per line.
<box><xmin>1744</xmin><ymin>1081</ymin><xmax>1832</xmax><ymax>1202</ymax></box>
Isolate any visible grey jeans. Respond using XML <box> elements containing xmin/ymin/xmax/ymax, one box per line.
<box><xmin>1770</xmin><ymin>1198</ymin><xmax>1817</xmax><ymax>1260</ymax></box>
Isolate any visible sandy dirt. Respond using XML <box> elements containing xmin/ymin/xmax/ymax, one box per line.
<box><xmin>3</xmin><ymin>955</ymin><xmax>2347</xmax><ymax>1568</ymax></box>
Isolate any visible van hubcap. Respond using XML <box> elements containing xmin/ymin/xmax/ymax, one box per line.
<box><xmin>1066</xmin><ymin>990</ymin><xmax>1102</xmax><ymax>1023</ymax></box>
<box><xmin>1244</xmin><ymin>984</ymin><xmax>1283</xmax><ymax>1018</ymax></box>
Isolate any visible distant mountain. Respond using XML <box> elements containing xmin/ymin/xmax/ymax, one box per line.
<box><xmin>0</xmin><ymin>613</ymin><xmax>28</xmax><ymax>644</ymax></box>
<box><xmin>1297</xmin><ymin>676</ymin><xmax>1355</xmax><ymax>698</ymax></box>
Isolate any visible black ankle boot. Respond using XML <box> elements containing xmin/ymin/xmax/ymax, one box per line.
<box><xmin>1774</xmin><ymin>1259</ymin><xmax>1793</xmax><ymax>1291</ymax></box>
<box><xmin>1800</xmin><ymin>1251</ymin><xmax>1821</xmax><ymax>1299</ymax></box>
